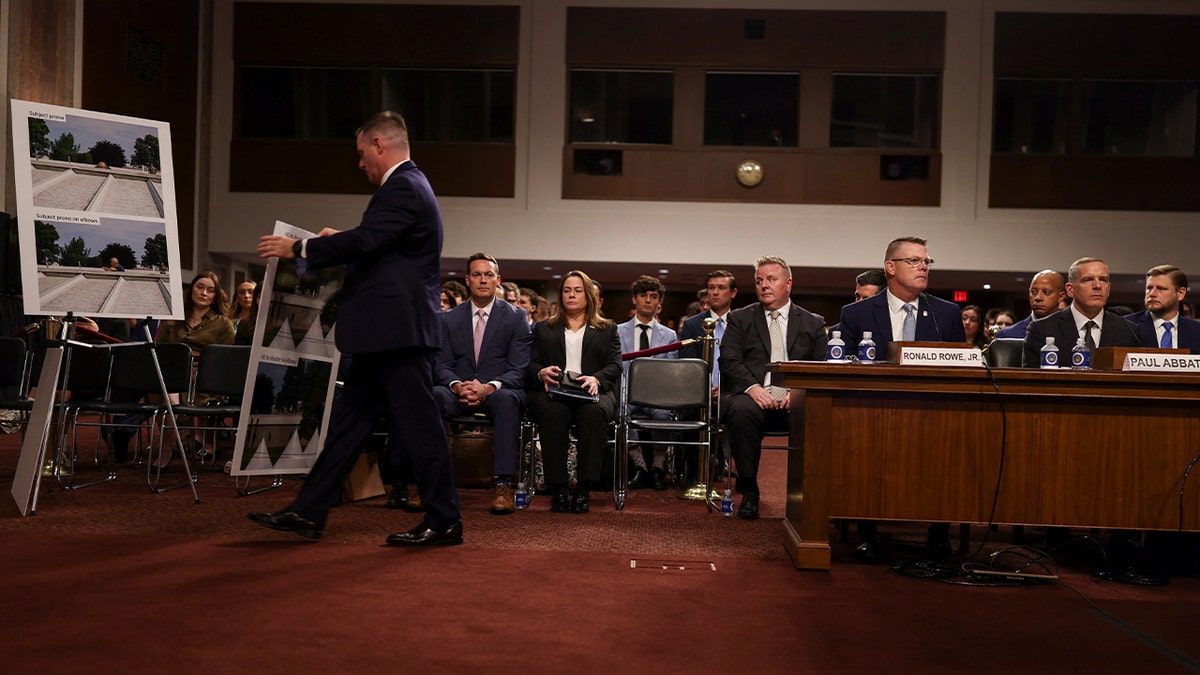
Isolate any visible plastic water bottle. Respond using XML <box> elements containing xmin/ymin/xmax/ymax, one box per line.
<box><xmin>720</xmin><ymin>489</ymin><xmax>734</xmax><ymax>516</ymax></box>
<box><xmin>858</xmin><ymin>331</ymin><xmax>876</xmax><ymax>364</ymax></box>
<box><xmin>1071</xmin><ymin>337</ymin><xmax>1091</xmax><ymax>370</ymax></box>
<box><xmin>1039</xmin><ymin>336</ymin><xmax>1058</xmax><ymax>369</ymax></box>
<box><xmin>827</xmin><ymin>330</ymin><xmax>847</xmax><ymax>362</ymax></box>
<box><xmin>514</xmin><ymin>482</ymin><xmax>529</xmax><ymax>509</ymax></box>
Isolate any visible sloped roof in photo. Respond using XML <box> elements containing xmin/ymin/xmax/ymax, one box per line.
<box><xmin>32</xmin><ymin>160</ymin><xmax>163</xmax><ymax>218</ymax></box>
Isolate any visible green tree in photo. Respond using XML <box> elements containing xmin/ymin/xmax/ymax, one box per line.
<box><xmin>28</xmin><ymin>118</ymin><xmax>51</xmax><ymax>158</ymax></box>
<box><xmin>98</xmin><ymin>242</ymin><xmax>137</xmax><ymax>269</ymax></box>
<box><xmin>131</xmin><ymin>134</ymin><xmax>160</xmax><ymax>171</ymax></box>
<box><xmin>49</xmin><ymin>132</ymin><xmax>81</xmax><ymax>162</ymax></box>
<box><xmin>34</xmin><ymin>220</ymin><xmax>61</xmax><ymax>265</ymax></box>
<box><xmin>141</xmin><ymin>232</ymin><xmax>168</xmax><ymax>269</ymax></box>
<box><xmin>88</xmin><ymin>140</ymin><xmax>127</xmax><ymax>168</ymax></box>
<box><xmin>60</xmin><ymin>236</ymin><xmax>94</xmax><ymax>267</ymax></box>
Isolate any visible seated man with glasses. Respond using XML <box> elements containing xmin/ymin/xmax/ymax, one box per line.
<box><xmin>836</xmin><ymin>236</ymin><xmax>966</xmax><ymax>561</ymax></box>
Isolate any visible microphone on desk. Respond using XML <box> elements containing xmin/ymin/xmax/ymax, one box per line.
<box><xmin>1112</xmin><ymin>311</ymin><xmax>1142</xmax><ymax>348</ymax></box>
<box><xmin>919</xmin><ymin>293</ymin><xmax>943</xmax><ymax>341</ymax></box>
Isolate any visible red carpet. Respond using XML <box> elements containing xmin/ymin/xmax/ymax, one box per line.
<box><xmin>3</xmin><ymin>433</ymin><xmax>1199</xmax><ymax>673</ymax></box>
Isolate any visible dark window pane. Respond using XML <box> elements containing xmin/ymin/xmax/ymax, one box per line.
<box><xmin>992</xmin><ymin>79</ymin><xmax>1070</xmax><ymax>154</ymax></box>
<box><xmin>830</xmin><ymin>74</ymin><xmax>938</xmax><ymax>149</ymax></box>
<box><xmin>239</xmin><ymin>66</ymin><xmax>371</xmax><ymax>140</ymax></box>
<box><xmin>569</xmin><ymin>70</ymin><xmax>673</xmax><ymax>144</ymax></box>
<box><xmin>383</xmin><ymin>69</ymin><xmax>515</xmax><ymax>142</ymax></box>
<box><xmin>1082</xmin><ymin>80</ymin><xmax>1197</xmax><ymax>156</ymax></box>
<box><xmin>704</xmin><ymin>72</ymin><xmax>798</xmax><ymax>147</ymax></box>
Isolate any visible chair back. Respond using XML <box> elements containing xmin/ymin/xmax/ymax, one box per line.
<box><xmin>987</xmin><ymin>338</ymin><xmax>1024</xmax><ymax>368</ymax></box>
<box><xmin>0</xmin><ymin>337</ymin><xmax>27</xmax><ymax>390</ymax></box>
<box><xmin>109</xmin><ymin>342</ymin><xmax>194</xmax><ymax>396</ymax></box>
<box><xmin>625</xmin><ymin>357</ymin><xmax>710</xmax><ymax>411</ymax></box>
<box><xmin>193</xmin><ymin>344</ymin><xmax>251</xmax><ymax>398</ymax></box>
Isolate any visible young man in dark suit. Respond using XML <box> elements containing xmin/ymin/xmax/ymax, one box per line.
<box><xmin>433</xmin><ymin>252</ymin><xmax>531</xmax><ymax>514</ymax></box>
<box><xmin>837</xmin><ymin>236</ymin><xmax>966</xmax><ymax>560</ymax></box>
<box><xmin>1126</xmin><ymin>265</ymin><xmax>1200</xmax><ymax>354</ymax></box>
<box><xmin>1022</xmin><ymin>257</ymin><xmax>1139</xmax><ymax>368</ymax></box>
<box><xmin>250</xmin><ymin>111</ymin><xmax>462</xmax><ymax>546</ymax></box>
<box><xmin>719</xmin><ymin>256</ymin><xmax>827</xmax><ymax>519</ymax></box>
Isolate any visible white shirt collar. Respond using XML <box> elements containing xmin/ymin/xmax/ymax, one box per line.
<box><xmin>380</xmin><ymin>160</ymin><xmax>409</xmax><ymax>185</ymax></box>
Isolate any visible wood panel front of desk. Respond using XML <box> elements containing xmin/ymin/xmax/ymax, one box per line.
<box><xmin>769</xmin><ymin>362</ymin><xmax>1200</xmax><ymax>570</ymax></box>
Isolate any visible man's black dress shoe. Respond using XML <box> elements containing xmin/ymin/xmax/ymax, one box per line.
<box><xmin>651</xmin><ymin>467</ymin><xmax>668</xmax><ymax>491</ymax></box>
<box><xmin>550</xmin><ymin>489</ymin><xmax>570</xmax><ymax>513</ymax></box>
<box><xmin>854</xmin><ymin>538</ymin><xmax>883</xmax><ymax>562</ymax></box>
<box><xmin>386</xmin><ymin>488</ymin><xmax>409</xmax><ymax>510</ymax></box>
<box><xmin>569</xmin><ymin>492</ymin><xmax>590</xmax><ymax>514</ymax></box>
<box><xmin>247</xmin><ymin>511</ymin><xmax>322</xmax><ymax>540</ymax></box>
<box><xmin>736</xmin><ymin>491</ymin><xmax>759</xmax><ymax>520</ymax></box>
<box><xmin>385</xmin><ymin>520</ymin><xmax>464</xmax><ymax>547</ymax></box>
<box><xmin>628</xmin><ymin>467</ymin><xmax>650</xmax><ymax>490</ymax></box>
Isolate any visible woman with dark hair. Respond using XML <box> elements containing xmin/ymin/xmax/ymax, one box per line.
<box><xmin>158</xmin><ymin>271</ymin><xmax>236</xmax><ymax>354</ymax></box>
<box><xmin>527</xmin><ymin>270</ymin><xmax>621</xmax><ymax>514</ymax></box>
<box><xmin>961</xmin><ymin>304</ymin><xmax>987</xmax><ymax>348</ymax></box>
<box><xmin>149</xmin><ymin>272</ymin><xmax>236</xmax><ymax>465</ymax></box>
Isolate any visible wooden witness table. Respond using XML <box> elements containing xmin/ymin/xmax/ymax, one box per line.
<box><xmin>768</xmin><ymin>362</ymin><xmax>1200</xmax><ymax>570</ymax></box>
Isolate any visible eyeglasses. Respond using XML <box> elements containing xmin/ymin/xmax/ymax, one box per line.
<box><xmin>888</xmin><ymin>257</ymin><xmax>934</xmax><ymax>268</ymax></box>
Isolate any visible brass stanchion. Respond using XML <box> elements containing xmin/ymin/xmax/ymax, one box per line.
<box><xmin>678</xmin><ymin>317</ymin><xmax>721</xmax><ymax>505</ymax></box>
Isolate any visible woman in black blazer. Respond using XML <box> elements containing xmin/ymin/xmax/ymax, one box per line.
<box><xmin>527</xmin><ymin>270</ymin><xmax>622</xmax><ymax>513</ymax></box>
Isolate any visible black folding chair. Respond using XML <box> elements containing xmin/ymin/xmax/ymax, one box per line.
<box><xmin>171</xmin><ymin>345</ymin><xmax>251</xmax><ymax>471</ymax></box>
<box><xmin>61</xmin><ymin>342</ymin><xmax>193</xmax><ymax>492</ymax></box>
<box><xmin>614</xmin><ymin>357</ymin><xmax>714</xmax><ymax>510</ymax></box>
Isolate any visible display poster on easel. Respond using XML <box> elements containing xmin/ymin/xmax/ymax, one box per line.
<box><xmin>9</xmin><ymin>100</ymin><xmax>183</xmax><ymax>320</ymax></box>
<box><xmin>230</xmin><ymin>221</ymin><xmax>342</xmax><ymax>476</ymax></box>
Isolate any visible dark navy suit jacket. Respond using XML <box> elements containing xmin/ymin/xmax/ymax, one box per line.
<box><xmin>305</xmin><ymin>161</ymin><xmax>442</xmax><ymax>355</ymax></box>
<box><xmin>434</xmin><ymin>298</ymin><xmax>531</xmax><ymax>390</ymax></box>
<box><xmin>1126</xmin><ymin>310</ymin><xmax>1200</xmax><ymax>354</ymax></box>
<box><xmin>836</xmin><ymin>291</ymin><xmax>966</xmax><ymax>355</ymax></box>
<box><xmin>719</xmin><ymin>302</ymin><xmax>828</xmax><ymax>396</ymax></box>
<box><xmin>994</xmin><ymin>314</ymin><xmax>1034</xmax><ymax>340</ymax></box>
<box><xmin>1021</xmin><ymin>308</ymin><xmax>1139</xmax><ymax>367</ymax></box>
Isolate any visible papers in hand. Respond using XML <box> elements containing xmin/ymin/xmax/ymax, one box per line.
<box><xmin>547</xmin><ymin>383</ymin><xmax>599</xmax><ymax>402</ymax></box>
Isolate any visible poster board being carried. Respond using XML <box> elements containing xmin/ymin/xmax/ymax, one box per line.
<box><xmin>230</xmin><ymin>221</ymin><xmax>342</xmax><ymax>476</ymax></box>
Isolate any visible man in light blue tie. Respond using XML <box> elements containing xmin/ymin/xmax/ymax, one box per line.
<box><xmin>1127</xmin><ymin>265</ymin><xmax>1200</xmax><ymax>354</ymax></box>
<box><xmin>836</xmin><ymin>236</ymin><xmax>966</xmax><ymax>560</ymax></box>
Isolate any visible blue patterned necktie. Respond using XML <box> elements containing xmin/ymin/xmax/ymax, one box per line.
<box><xmin>1161</xmin><ymin>321</ymin><xmax>1174</xmax><ymax>349</ymax></box>
<box><xmin>901</xmin><ymin>303</ymin><xmax>916</xmax><ymax>341</ymax></box>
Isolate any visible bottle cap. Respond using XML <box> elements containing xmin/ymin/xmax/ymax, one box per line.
<box><xmin>832</xmin><ymin>330</ymin><xmax>841</xmax><ymax>338</ymax></box>
<box><xmin>863</xmin><ymin>331</ymin><xmax>872</xmax><ymax>339</ymax></box>
<box><xmin>1046</xmin><ymin>337</ymin><xmax>1055</xmax><ymax>345</ymax></box>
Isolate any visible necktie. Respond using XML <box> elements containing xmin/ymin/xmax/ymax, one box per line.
<box><xmin>474</xmin><ymin>309</ymin><xmax>487</xmax><ymax>362</ymax></box>
<box><xmin>713</xmin><ymin>316</ymin><xmax>724</xmax><ymax>387</ymax></box>
<box><xmin>766</xmin><ymin>310</ymin><xmax>788</xmax><ymax>401</ymax></box>
<box><xmin>638</xmin><ymin>324</ymin><xmax>650</xmax><ymax>351</ymax></box>
<box><xmin>901</xmin><ymin>303</ymin><xmax>916</xmax><ymax>341</ymax></box>
<box><xmin>1083</xmin><ymin>320</ymin><xmax>1097</xmax><ymax>352</ymax></box>
<box><xmin>1161</xmin><ymin>321</ymin><xmax>1174</xmax><ymax>349</ymax></box>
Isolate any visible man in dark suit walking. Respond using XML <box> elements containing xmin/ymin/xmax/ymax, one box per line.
<box><xmin>1022</xmin><ymin>257</ymin><xmax>1139</xmax><ymax>368</ymax></box>
<box><xmin>250</xmin><ymin>111</ymin><xmax>462</xmax><ymax>546</ymax></box>
<box><xmin>719</xmin><ymin>256</ymin><xmax>827</xmax><ymax>519</ymax></box>
<box><xmin>837</xmin><ymin>236</ymin><xmax>965</xmax><ymax>560</ymax></box>
<box><xmin>433</xmin><ymin>252</ymin><xmax>531</xmax><ymax>514</ymax></box>
<box><xmin>1126</xmin><ymin>265</ymin><xmax>1200</xmax><ymax>354</ymax></box>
